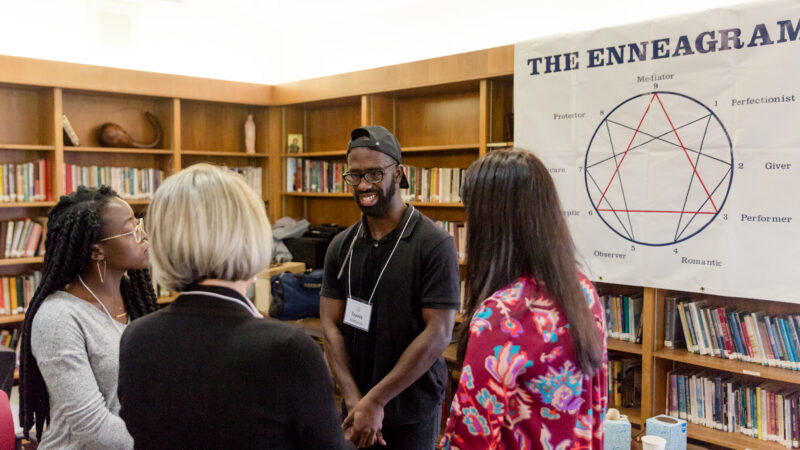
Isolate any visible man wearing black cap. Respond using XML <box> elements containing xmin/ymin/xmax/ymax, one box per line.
<box><xmin>320</xmin><ymin>126</ymin><xmax>460</xmax><ymax>449</ymax></box>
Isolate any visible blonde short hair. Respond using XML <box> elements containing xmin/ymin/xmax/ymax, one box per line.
<box><xmin>147</xmin><ymin>163</ymin><xmax>272</xmax><ymax>291</ymax></box>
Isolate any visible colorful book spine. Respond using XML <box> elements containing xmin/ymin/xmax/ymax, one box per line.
<box><xmin>0</xmin><ymin>160</ymin><xmax>51</xmax><ymax>204</ymax></box>
<box><xmin>64</xmin><ymin>164</ymin><xmax>165</xmax><ymax>200</ymax></box>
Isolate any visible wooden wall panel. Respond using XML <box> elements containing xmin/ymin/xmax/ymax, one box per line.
<box><xmin>395</xmin><ymin>91</ymin><xmax>480</xmax><ymax>147</ymax></box>
<box><xmin>306</xmin><ymin>102</ymin><xmax>361</xmax><ymax>152</ymax></box>
<box><xmin>0</xmin><ymin>55</ymin><xmax>271</xmax><ymax>105</ymax></box>
<box><xmin>273</xmin><ymin>45</ymin><xmax>514</xmax><ymax>104</ymax></box>
<box><xmin>0</xmin><ymin>85</ymin><xmax>53</xmax><ymax>145</ymax></box>
<box><xmin>181</xmin><ymin>101</ymin><xmax>266</xmax><ymax>153</ymax></box>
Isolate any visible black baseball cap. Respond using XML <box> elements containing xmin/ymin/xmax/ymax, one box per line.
<box><xmin>347</xmin><ymin>125</ymin><xmax>409</xmax><ymax>189</ymax></box>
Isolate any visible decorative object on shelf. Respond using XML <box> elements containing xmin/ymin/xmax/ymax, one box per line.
<box><xmin>62</xmin><ymin>114</ymin><xmax>80</xmax><ymax>146</ymax></box>
<box><xmin>98</xmin><ymin>111</ymin><xmax>163</xmax><ymax>148</ymax></box>
<box><xmin>645</xmin><ymin>416</ymin><xmax>687</xmax><ymax>450</ymax></box>
<box><xmin>244</xmin><ymin>113</ymin><xmax>256</xmax><ymax>153</ymax></box>
<box><xmin>287</xmin><ymin>134</ymin><xmax>303</xmax><ymax>153</ymax></box>
<box><xmin>604</xmin><ymin>408</ymin><xmax>632</xmax><ymax>450</ymax></box>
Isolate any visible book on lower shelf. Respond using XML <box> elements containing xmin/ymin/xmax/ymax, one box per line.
<box><xmin>666</xmin><ymin>369</ymin><xmax>799</xmax><ymax>448</ymax></box>
<box><xmin>285</xmin><ymin>159</ymin><xmax>347</xmax><ymax>194</ymax></box>
<box><xmin>433</xmin><ymin>221</ymin><xmax>466</xmax><ymax>261</ymax></box>
<box><xmin>401</xmin><ymin>166</ymin><xmax>464</xmax><ymax>203</ymax></box>
<box><xmin>0</xmin><ymin>328</ymin><xmax>21</xmax><ymax>351</ymax></box>
<box><xmin>665</xmin><ymin>297</ymin><xmax>800</xmax><ymax>370</ymax></box>
<box><xmin>65</xmin><ymin>164</ymin><xmax>164</xmax><ymax>200</ymax></box>
<box><xmin>1</xmin><ymin>160</ymin><xmax>52</xmax><ymax>203</ymax></box>
<box><xmin>0</xmin><ymin>219</ymin><xmax>46</xmax><ymax>259</ymax></box>
<box><xmin>227</xmin><ymin>166</ymin><xmax>263</xmax><ymax>199</ymax></box>
<box><xmin>0</xmin><ymin>272</ymin><xmax>41</xmax><ymax>316</ymax></box>
<box><xmin>609</xmin><ymin>356</ymin><xmax>642</xmax><ymax>410</ymax></box>
<box><xmin>602</xmin><ymin>294</ymin><xmax>644</xmax><ymax>343</ymax></box>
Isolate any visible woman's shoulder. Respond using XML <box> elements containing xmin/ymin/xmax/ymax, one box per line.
<box><xmin>241</xmin><ymin>318</ymin><xmax>321</xmax><ymax>353</ymax></box>
<box><xmin>32</xmin><ymin>291</ymin><xmax>87</xmax><ymax>325</ymax></box>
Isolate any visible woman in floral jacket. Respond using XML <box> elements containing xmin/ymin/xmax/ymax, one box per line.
<box><xmin>442</xmin><ymin>149</ymin><xmax>608</xmax><ymax>450</ymax></box>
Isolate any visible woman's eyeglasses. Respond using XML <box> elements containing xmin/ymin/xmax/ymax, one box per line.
<box><xmin>100</xmin><ymin>218</ymin><xmax>144</xmax><ymax>243</ymax></box>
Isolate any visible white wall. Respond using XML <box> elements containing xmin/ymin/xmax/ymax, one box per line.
<box><xmin>0</xmin><ymin>0</ymin><xmax>750</xmax><ymax>84</ymax></box>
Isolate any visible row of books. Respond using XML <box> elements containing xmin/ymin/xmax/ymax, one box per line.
<box><xmin>667</xmin><ymin>370</ymin><xmax>799</xmax><ymax>448</ymax></box>
<box><xmin>65</xmin><ymin>164</ymin><xmax>165</xmax><ymax>200</ymax></box>
<box><xmin>1</xmin><ymin>219</ymin><xmax>45</xmax><ymax>259</ymax></box>
<box><xmin>0</xmin><ymin>328</ymin><xmax>21</xmax><ymax>350</ymax></box>
<box><xmin>285</xmin><ymin>159</ymin><xmax>348</xmax><ymax>194</ymax></box>
<box><xmin>229</xmin><ymin>166</ymin><xmax>264</xmax><ymax>199</ymax></box>
<box><xmin>433</xmin><ymin>221</ymin><xmax>466</xmax><ymax>261</ymax></box>
<box><xmin>602</xmin><ymin>294</ymin><xmax>643</xmax><ymax>343</ymax></box>
<box><xmin>0</xmin><ymin>160</ymin><xmax>53</xmax><ymax>203</ymax></box>
<box><xmin>664</xmin><ymin>297</ymin><xmax>800</xmax><ymax>370</ymax></box>
<box><xmin>400</xmin><ymin>167</ymin><xmax>465</xmax><ymax>203</ymax></box>
<box><xmin>608</xmin><ymin>357</ymin><xmax>641</xmax><ymax>408</ymax></box>
<box><xmin>0</xmin><ymin>272</ymin><xmax>41</xmax><ymax>315</ymax></box>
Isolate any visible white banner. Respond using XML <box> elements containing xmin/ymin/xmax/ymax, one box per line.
<box><xmin>514</xmin><ymin>0</ymin><xmax>800</xmax><ymax>302</ymax></box>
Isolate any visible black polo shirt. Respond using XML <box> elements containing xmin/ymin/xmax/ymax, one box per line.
<box><xmin>321</xmin><ymin>205</ymin><xmax>460</xmax><ymax>426</ymax></box>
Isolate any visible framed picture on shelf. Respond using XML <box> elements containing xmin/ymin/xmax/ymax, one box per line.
<box><xmin>287</xmin><ymin>134</ymin><xmax>303</xmax><ymax>153</ymax></box>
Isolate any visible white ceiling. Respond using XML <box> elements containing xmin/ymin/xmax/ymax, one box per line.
<box><xmin>0</xmin><ymin>0</ymin><xmax>751</xmax><ymax>84</ymax></box>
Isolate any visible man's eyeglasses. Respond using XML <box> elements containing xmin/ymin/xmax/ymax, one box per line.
<box><xmin>343</xmin><ymin>164</ymin><xmax>397</xmax><ymax>186</ymax></box>
<box><xmin>101</xmin><ymin>218</ymin><xmax>144</xmax><ymax>243</ymax></box>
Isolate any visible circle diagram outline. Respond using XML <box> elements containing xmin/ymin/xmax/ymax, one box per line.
<box><xmin>584</xmin><ymin>91</ymin><xmax>734</xmax><ymax>247</ymax></box>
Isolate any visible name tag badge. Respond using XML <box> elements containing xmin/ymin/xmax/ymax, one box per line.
<box><xmin>344</xmin><ymin>296</ymin><xmax>372</xmax><ymax>332</ymax></box>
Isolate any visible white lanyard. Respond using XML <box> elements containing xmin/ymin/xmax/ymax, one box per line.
<box><xmin>181</xmin><ymin>290</ymin><xmax>264</xmax><ymax>318</ymax></box>
<box><xmin>347</xmin><ymin>206</ymin><xmax>415</xmax><ymax>305</ymax></box>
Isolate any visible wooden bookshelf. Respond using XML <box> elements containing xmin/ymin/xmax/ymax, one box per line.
<box><xmin>0</xmin><ymin>144</ymin><xmax>55</xmax><ymax>151</ymax></box>
<box><xmin>65</xmin><ymin>146</ymin><xmax>173</xmax><ymax>155</ymax></box>
<box><xmin>0</xmin><ymin>257</ymin><xmax>44</xmax><ymax>267</ymax></box>
<box><xmin>0</xmin><ymin>202</ymin><xmax>56</xmax><ymax>208</ymax></box>
<box><xmin>654</xmin><ymin>348</ymin><xmax>800</xmax><ymax>384</ymax></box>
<box><xmin>685</xmin><ymin>422</ymin><xmax>789</xmax><ymax>450</ymax></box>
<box><xmin>607</xmin><ymin>338</ymin><xmax>644</xmax><ymax>355</ymax></box>
<box><xmin>280</xmin><ymin>150</ymin><xmax>347</xmax><ymax>158</ymax></box>
<box><xmin>0</xmin><ymin>57</ymin><xmax>275</xmax><ymax>348</ymax></box>
<box><xmin>283</xmin><ymin>192</ymin><xmax>351</xmax><ymax>198</ymax></box>
<box><xmin>0</xmin><ymin>314</ymin><xmax>25</xmax><ymax>325</ymax></box>
<box><xmin>181</xmin><ymin>150</ymin><xmax>268</xmax><ymax>158</ymax></box>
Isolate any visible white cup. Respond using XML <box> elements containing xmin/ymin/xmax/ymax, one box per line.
<box><xmin>641</xmin><ymin>435</ymin><xmax>666</xmax><ymax>450</ymax></box>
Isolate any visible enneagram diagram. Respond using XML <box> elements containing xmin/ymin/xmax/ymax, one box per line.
<box><xmin>584</xmin><ymin>91</ymin><xmax>733</xmax><ymax>246</ymax></box>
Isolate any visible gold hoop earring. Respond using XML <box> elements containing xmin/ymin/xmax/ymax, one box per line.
<box><xmin>97</xmin><ymin>260</ymin><xmax>107</xmax><ymax>284</ymax></box>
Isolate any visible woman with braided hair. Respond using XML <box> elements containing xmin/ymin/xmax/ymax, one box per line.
<box><xmin>19</xmin><ymin>185</ymin><xmax>158</xmax><ymax>449</ymax></box>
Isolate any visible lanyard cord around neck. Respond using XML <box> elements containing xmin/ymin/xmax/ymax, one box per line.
<box><xmin>180</xmin><ymin>290</ymin><xmax>263</xmax><ymax>318</ymax></box>
<box><xmin>347</xmin><ymin>206</ymin><xmax>415</xmax><ymax>305</ymax></box>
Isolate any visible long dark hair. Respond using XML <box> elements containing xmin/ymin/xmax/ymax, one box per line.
<box><xmin>19</xmin><ymin>186</ymin><xmax>158</xmax><ymax>440</ymax></box>
<box><xmin>457</xmin><ymin>149</ymin><xmax>604</xmax><ymax>374</ymax></box>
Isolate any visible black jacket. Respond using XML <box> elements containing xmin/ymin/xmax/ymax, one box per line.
<box><xmin>118</xmin><ymin>284</ymin><xmax>350</xmax><ymax>449</ymax></box>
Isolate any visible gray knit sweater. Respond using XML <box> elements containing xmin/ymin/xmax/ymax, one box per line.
<box><xmin>31</xmin><ymin>291</ymin><xmax>134</xmax><ymax>449</ymax></box>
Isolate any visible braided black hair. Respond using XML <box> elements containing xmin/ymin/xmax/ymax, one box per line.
<box><xmin>19</xmin><ymin>185</ymin><xmax>158</xmax><ymax>440</ymax></box>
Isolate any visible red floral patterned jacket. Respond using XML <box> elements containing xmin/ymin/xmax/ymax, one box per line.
<box><xmin>441</xmin><ymin>274</ymin><xmax>608</xmax><ymax>450</ymax></box>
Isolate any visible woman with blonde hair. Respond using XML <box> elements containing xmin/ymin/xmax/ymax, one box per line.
<box><xmin>118</xmin><ymin>163</ymin><xmax>350</xmax><ymax>449</ymax></box>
